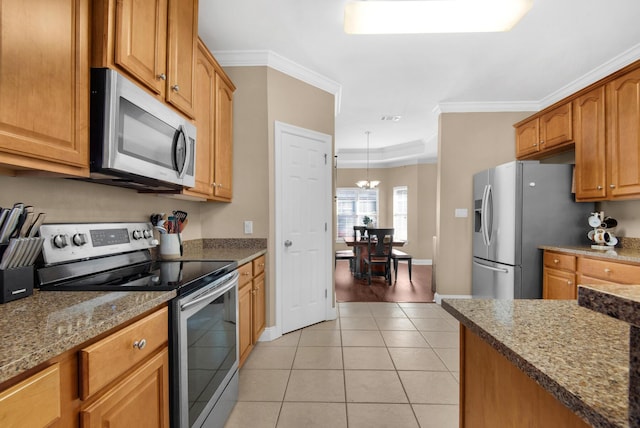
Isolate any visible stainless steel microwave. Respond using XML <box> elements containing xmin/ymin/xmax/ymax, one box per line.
<box><xmin>89</xmin><ymin>68</ymin><xmax>196</xmax><ymax>191</ymax></box>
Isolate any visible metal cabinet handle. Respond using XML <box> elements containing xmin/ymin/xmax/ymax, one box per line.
<box><xmin>158</xmin><ymin>73</ymin><xmax>166</xmax><ymax>81</ymax></box>
<box><xmin>133</xmin><ymin>339</ymin><xmax>147</xmax><ymax>350</ymax></box>
<box><xmin>597</xmin><ymin>185</ymin><xmax>603</xmax><ymax>190</ymax></box>
<box><xmin>532</xmin><ymin>142</ymin><xmax>538</xmax><ymax>147</ymax></box>
<box><xmin>604</xmin><ymin>268</ymin><xmax>612</xmax><ymax>273</ymax></box>
<box><xmin>171</xmin><ymin>84</ymin><xmax>180</xmax><ymax>92</ymax></box>
<box><xmin>567</xmin><ymin>281</ymin><xmax>573</xmax><ymax>285</ymax></box>
<box><xmin>610</xmin><ymin>184</ymin><xmax>616</xmax><ymax>189</ymax></box>
<box><xmin>284</xmin><ymin>240</ymin><xmax>292</xmax><ymax>247</ymax></box>
<box><xmin>540</xmin><ymin>140</ymin><xmax>545</xmax><ymax>145</ymax></box>
<box><xmin>553</xmin><ymin>259</ymin><xmax>559</xmax><ymax>264</ymax></box>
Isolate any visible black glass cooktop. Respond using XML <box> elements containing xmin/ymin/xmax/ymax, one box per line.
<box><xmin>38</xmin><ymin>260</ymin><xmax>237</xmax><ymax>295</ymax></box>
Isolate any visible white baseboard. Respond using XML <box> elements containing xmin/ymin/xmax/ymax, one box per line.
<box><xmin>393</xmin><ymin>258</ymin><xmax>431</xmax><ymax>265</ymax></box>
<box><xmin>434</xmin><ymin>292</ymin><xmax>473</xmax><ymax>305</ymax></box>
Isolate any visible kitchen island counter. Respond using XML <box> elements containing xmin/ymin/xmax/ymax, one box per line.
<box><xmin>0</xmin><ymin>289</ymin><xmax>175</xmax><ymax>385</ymax></box>
<box><xmin>443</xmin><ymin>298</ymin><xmax>630</xmax><ymax>427</ymax></box>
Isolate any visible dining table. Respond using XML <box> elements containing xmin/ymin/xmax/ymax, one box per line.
<box><xmin>343</xmin><ymin>236</ymin><xmax>406</xmax><ymax>279</ymax></box>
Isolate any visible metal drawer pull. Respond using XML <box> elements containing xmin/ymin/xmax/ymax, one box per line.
<box><xmin>553</xmin><ymin>259</ymin><xmax>559</xmax><ymax>264</ymax></box>
<box><xmin>604</xmin><ymin>268</ymin><xmax>612</xmax><ymax>273</ymax></box>
<box><xmin>133</xmin><ymin>339</ymin><xmax>147</xmax><ymax>350</ymax></box>
<box><xmin>567</xmin><ymin>281</ymin><xmax>572</xmax><ymax>285</ymax></box>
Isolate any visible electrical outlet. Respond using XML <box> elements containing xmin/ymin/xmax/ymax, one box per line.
<box><xmin>244</xmin><ymin>221</ymin><xmax>253</xmax><ymax>234</ymax></box>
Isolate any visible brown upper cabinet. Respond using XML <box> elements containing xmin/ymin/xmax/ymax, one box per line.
<box><xmin>574</xmin><ymin>65</ymin><xmax>640</xmax><ymax>201</ymax></box>
<box><xmin>92</xmin><ymin>0</ymin><xmax>198</xmax><ymax>119</ymax></box>
<box><xmin>515</xmin><ymin>103</ymin><xmax>573</xmax><ymax>159</ymax></box>
<box><xmin>183</xmin><ymin>39</ymin><xmax>235</xmax><ymax>202</ymax></box>
<box><xmin>0</xmin><ymin>0</ymin><xmax>90</xmax><ymax>176</ymax></box>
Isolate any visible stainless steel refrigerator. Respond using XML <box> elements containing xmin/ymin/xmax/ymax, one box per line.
<box><xmin>472</xmin><ymin>161</ymin><xmax>593</xmax><ymax>299</ymax></box>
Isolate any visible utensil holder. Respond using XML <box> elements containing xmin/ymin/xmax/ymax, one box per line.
<box><xmin>160</xmin><ymin>234</ymin><xmax>181</xmax><ymax>260</ymax></box>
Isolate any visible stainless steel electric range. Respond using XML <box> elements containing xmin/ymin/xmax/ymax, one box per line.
<box><xmin>36</xmin><ymin>222</ymin><xmax>240</xmax><ymax>428</ymax></box>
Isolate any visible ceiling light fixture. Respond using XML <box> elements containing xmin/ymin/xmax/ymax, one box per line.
<box><xmin>344</xmin><ymin>0</ymin><xmax>533</xmax><ymax>34</ymax></box>
<box><xmin>356</xmin><ymin>131</ymin><xmax>380</xmax><ymax>189</ymax></box>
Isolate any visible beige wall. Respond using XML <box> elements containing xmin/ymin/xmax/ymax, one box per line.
<box><xmin>436</xmin><ymin>112</ymin><xmax>531</xmax><ymax>297</ymax></box>
<box><xmin>335</xmin><ymin>163</ymin><xmax>437</xmax><ymax>260</ymax></box>
<box><xmin>600</xmin><ymin>200</ymin><xmax>640</xmax><ymax>237</ymax></box>
<box><xmin>204</xmin><ymin>66</ymin><xmax>335</xmax><ymax>326</ymax></box>
<box><xmin>0</xmin><ymin>176</ymin><xmax>205</xmax><ymax>239</ymax></box>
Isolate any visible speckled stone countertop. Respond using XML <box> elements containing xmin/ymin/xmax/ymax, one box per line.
<box><xmin>177</xmin><ymin>238</ymin><xmax>267</xmax><ymax>266</ymax></box>
<box><xmin>540</xmin><ymin>245</ymin><xmax>640</xmax><ymax>264</ymax></box>
<box><xmin>442</xmin><ymin>298</ymin><xmax>630</xmax><ymax>428</ymax></box>
<box><xmin>0</xmin><ymin>289</ymin><xmax>175</xmax><ymax>385</ymax></box>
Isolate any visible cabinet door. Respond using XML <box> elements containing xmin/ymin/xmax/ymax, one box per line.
<box><xmin>165</xmin><ymin>0</ymin><xmax>197</xmax><ymax>118</ymax></box>
<box><xmin>0</xmin><ymin>0</ymin><xmax>89</xmax><ymax>173</ymax></box>
<box><xmin>543</xmin><ymin>268</ymin><xmax>576</xmax><ymax>299</ymax></box>
<box><xmin>213</xmin><ymin>73</ymin><xmax>234</xmax><ymax>201</ymax></box>
<box><xmin>252</xmin><ymin>272</ymin><xmax>266</xmax><ymax>343</ymax></box>
<box><xmin>574</xmin><ymin>86</ymin><xmax>607</xmax><ymax>200</ymax></box>
<box><xmin>114</xmin><ymin>0</ymin><xmax>167</xmax><ymax>97</ymax></box>
<box><xmin>515</xmin><ymin>118</ymin><xmax>540</xmax><ymax>158</ymax></box>
<box><xmin>238</xmin><ymin>282</ymin><xmax>253</xmax><ymax>367</ymax></box>
<box><xmin>185</xmin><ymin>42</ymin><xmax>215</xmax><ymax>198</ymax></box>
<box><xmin>540</xmin><ymin>103</ymin><xmax>573</xmax><ymax>150</ymax></box>
<box><xmin>81</xmin><ymin>348</ymin><xmax>169</xmax><ymax>428</ymax></box>
<box><xmin>608</xmin><ymin>66</ymin><xmax>640</xmax><ymax>199</ymax></box>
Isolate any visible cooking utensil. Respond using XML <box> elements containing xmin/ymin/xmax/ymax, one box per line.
<box><xmin>12</xmin><ymin>205</ymin><xmax>32</xmax><ymax>239</ymax></box>
<box><xmin>18</xmin><ymin>208</ymin><xmax>34</xmax><ymax>237</ymax></box>
<box><xmin>27</xmin><ymin>212</ymin><xmax>46</xmax><ymax>238</ymax></box>
<box><xmin>0</xmin><ymin>239</ymin><xmax>18</xmax><ymax>270</ymax></box>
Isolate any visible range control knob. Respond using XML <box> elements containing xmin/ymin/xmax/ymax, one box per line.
<box><xmin>72</xmin><ymin>233</ymin><xmax>87</xmax><ymax>246</ymax></box>
<box><xmin>132</xmin><ymin>230</ymin><xmax>143</xmax><ymax>240</ymax></box>
<box><xmin>143</xmin><ymin>229</ymin><xmax>152</xmax><ymax>239</ymax></box>
<box><xmin>53</xmin><ymin>234</ymin><xmax>68</xmax><ymax>249</ymax></box>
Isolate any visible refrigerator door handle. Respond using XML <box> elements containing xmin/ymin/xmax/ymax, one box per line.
<box><xmin>473</xmin><ymin>260</ymin><xmax>509</xmax><ymax>274</ymax></box>
<box><xmin>481</xmin><ymin>184</ymin><xmax>490</xmax><ymax>246</ymax></box>
<box><xmin>485</xmin><ymin>184</ymin><xmax>493</xmax><ymax>243</ymax></box>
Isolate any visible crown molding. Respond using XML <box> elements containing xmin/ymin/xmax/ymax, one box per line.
<box><xmin>434</xmin><ymin>42</ymin><xmax>640</xmax><ymax>116</ymax></box>
<box><xmin>336</xmin><ymin>139</ymin><xmax>437</xmax><ymax>168</ymax></box>
<box><xmin>212</xmin><ymin>50</ymin><xmax>343</xmax><ymax>115</ymax></box>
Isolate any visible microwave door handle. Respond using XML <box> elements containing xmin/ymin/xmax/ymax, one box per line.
<box><xmin>173</xmin><ymin>125</ymin><xmax>191</xmax><ymax>178</ymax></box>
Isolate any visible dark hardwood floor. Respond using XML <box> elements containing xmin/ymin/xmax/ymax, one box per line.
<box><xmin>335</xmin><ymin>260</ymin><xmax>435</xmax><ymax>303</ymax></box>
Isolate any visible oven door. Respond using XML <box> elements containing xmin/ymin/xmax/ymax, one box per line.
<box><xmin>174</xmin><ymin>270</ymin><xmax>239</xmax><ymax>428</ymax></box>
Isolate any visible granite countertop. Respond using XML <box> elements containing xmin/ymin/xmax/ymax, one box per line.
<box><xmin>541</xmin><ymin>245</ymin><xmax>640</xmax><ymax>264</ymax></box>
<box><xmin>176</xmin><ymin>238</ymin><xmax>267</xmax><ymax>266</ymax></box>
<box><xmin>442</xmin><ymin>298</ymin><xmax>630</xmax><ymax>428</ymax></box>
<box><xmin>0</xmin><ymin>289</ymin><xmax>175</xmax><ymax>385</ymax></box>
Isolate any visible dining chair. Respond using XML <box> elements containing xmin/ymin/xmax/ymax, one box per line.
<box><xmin>363</xmin><ymin>228</ymin><xmax>394</xmax><ymax>285</ymax></box>
<box><xmin>353</xmin><ymin>225</ymin><xmax>367</xmax><ymax>241</ymax></box>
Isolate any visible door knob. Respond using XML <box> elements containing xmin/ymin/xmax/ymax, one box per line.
<box><xmin>284</xmin><ymin>240</ymin><xmax>292</xmax><ymax>247</ymax></box>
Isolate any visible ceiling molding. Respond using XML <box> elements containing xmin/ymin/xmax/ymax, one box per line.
<box><xmin>212</xmin><ymin>49</ymin><xmax>343</xmax><ymax>115</ymax></box>
<box><xmin>434</xmin><ymin>42</ymin><xmax>640</xmax><ymax>116</ymax></box>
<box><xmin>336</xmin><ymin>139</ymin><xmax>437</xmax><ymax>168</ymax></box>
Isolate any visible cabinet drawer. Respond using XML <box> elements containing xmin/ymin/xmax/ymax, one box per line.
<box><xmin>543</xmin><ymin>251</ymin><xmax>576</xmax><ymax>271</ymax></box>
<box><xmin>80</xmin><ymin>307</ymin><xmax>168</xmax><ymax>399</ymax></box>
<box><xmin>238</xmin><ymin>262</ymin><xmax>253</xmax><ymax>287</ymax></box>
<box><xmin>578</xmin><ymin>257</ymin><xmax>640</xmax><ymax>284</ymax></box>
<box><xmin>0</xmin><ymin>363</ymin><xmax>60</xmax><ymax>427</ymax></box>
<box><xmin>253</xmin><ymin>255</ymin><xmax>266</xmax><ymax>276</ymax></box>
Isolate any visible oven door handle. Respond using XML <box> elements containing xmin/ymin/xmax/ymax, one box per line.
<box><xmin>180</xmin><ymin>271</ymin><xmax>238</xmax><ymax>312</ymax></box>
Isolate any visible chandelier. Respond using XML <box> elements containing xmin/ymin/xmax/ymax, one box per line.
<box><xmin>356</xmin><ymin>131</ymin><xmax>380</xmax><ymax>189</ymax></box>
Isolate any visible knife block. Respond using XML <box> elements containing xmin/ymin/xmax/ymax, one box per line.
<box><xmin>0</xmin><ymin>244</ymin><xmax>34</xmax><ymax>303</ymax></box>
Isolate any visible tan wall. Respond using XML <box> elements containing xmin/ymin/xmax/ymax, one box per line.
<box><xmin>335</xmin><ymin>163</ymin><xmax>437</xmax><ymax>260</ymax></box>
<box><xmin>436</xmin><ymin>112</ymin><xmax>531</xmax><ymax>296</ymax></box>
<box><xmin>200</xmin><ymin>67</ymin><xmax>269</xmax><ymax>239</ymax></box>
<box><xmin>599</xmin><ymin>200</ymin><xmax>640</xmax><ymax>237</ymax></box>
<box><xmin>0</xmin><ymin>176</ymin><xmax>204</xmax><ymax>239</ymax></box>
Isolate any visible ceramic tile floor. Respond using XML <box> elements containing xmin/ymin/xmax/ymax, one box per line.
<box><xmin>224</xmin><ymin>302</ymin><xmax>460</xmax><ymax>428</ymax></box>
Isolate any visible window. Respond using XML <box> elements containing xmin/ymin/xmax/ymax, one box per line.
<box><xmin>336</xmin><ymin>187</ymin><xmax>378</xmax><ymax>239</ymax></box>
<box><xmin>393</xmin><ymin>186</ymin><xmax>408</xmax><ymax>241</ymax></box>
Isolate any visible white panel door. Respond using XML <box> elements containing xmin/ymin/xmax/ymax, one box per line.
<box><xmin>275</xmin><ymin>122</ymin><xmax>333</xmax><ymax>334</ymax></box>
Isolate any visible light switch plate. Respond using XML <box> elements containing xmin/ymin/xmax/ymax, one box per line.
<box><xmin>244</xmin><ymin>221</ymin><xmax>253</xmax><ymax>234</ymax></box>
<box><xmin>455</xmin><ymin>208</ymin><xmax>468</xmax><ymax>218</ymax></box>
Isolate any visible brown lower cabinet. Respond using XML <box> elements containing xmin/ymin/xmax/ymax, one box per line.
<box><xmin>0</xmin><ymin>305</ymin><xmax>169</xmax><ymax>428</ymax></box>
<box><xmin>461</xmin><ymin>326</ymin><xmax>589</xmax><ymax>427</ymax></box>
<box><xmin>239</xmin><ymin>254</ymin><xmax>267</xmax><ymax>367</ymax></box>
<box><xmin>543</xmin><ymin>249</ymin><xmax>640</xmax><ymax>299</ymax></box>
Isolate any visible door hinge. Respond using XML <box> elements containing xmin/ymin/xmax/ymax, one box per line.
<box><xmin>324</xmin><ymin>153</ymin><xmax>328</xmax><ymax>164</ymax></box>
<box><xmin>325</xmin><ymin>289</ymin><xmax>328</xmax><ymax>298</ymax></box>
<box><xmin>325</xmin><ymin>222</ymin><xmax>327</xmax><ymax>232</ymax></box>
